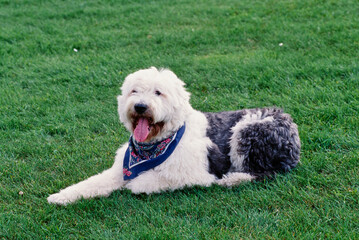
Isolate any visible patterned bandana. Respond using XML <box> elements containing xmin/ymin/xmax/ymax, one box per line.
<box><xmin>123</xmin><ymin>124</ymin><xmax>186</xmax><ymax>180</ymax></box>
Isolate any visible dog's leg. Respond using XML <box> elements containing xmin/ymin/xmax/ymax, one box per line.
<box><xmin>126</xmin><ymin>168</ymin><xmax>215</xmax><ymax>194</ymax></box>
<box><xmin>47</xmin><ymin>167</ymin><xmax>124</xmax><ymax>205</ymax></box>
<box><xmin>215</xmin><ymin>172</ymin><xmax>255</xmax><ymax>187</ymax></box>
<box><xmin>125</xmin><ymin>170</ymin><xmax>171</xmax><ymax>194</ymax></box>
<box><xmin>47</xmin><ymin>147</ymin><xmax>126</xmax><ymax>205</ymax></box>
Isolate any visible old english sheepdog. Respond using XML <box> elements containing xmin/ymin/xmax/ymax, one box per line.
<box><xmin>47</xmin><ymin>67</ymin><xmax>300</xmax><ymax>205</ymax></box>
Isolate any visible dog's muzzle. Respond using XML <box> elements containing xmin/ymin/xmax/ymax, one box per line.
<box><xmin>134</xmin><ymin>103</ymin><xmax>148</xmax><ymax>114</ymax></box>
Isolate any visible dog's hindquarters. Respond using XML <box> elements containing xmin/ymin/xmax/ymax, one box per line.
<box><xmin>230</xmin><ymin>108</ymin><xmax>301</xmax><ymax>174</ymax></box>
<box><xmin>205</xmin><ymin>108</ymin><xmax>301</xmax><ymax>182</ymax></box>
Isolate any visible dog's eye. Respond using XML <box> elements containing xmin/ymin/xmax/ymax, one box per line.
<box><xmin>155</xmin><ymin>90</ymin><xmax>161</xmax><ymax>96</ymax></box>
<box><xmin>131</xmin><ymin>90</ymin><xmax>137</xmax><ymax>94</ymax></box>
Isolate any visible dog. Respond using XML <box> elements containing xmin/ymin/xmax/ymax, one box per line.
<box><xmin>47</xmin><ymin>67</ymin><xmax>300</xmax><ymax>205</ymax></box>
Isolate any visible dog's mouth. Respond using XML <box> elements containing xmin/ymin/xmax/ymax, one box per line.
<box><xmin>133</xmin><ymin>117</ymin><xmax>151</xmax><ymax>142</ymax></box>
<box><xmin>132</xmin><ymin>116</ymin><xmax>164</xmax><ymax>142</ymax></box>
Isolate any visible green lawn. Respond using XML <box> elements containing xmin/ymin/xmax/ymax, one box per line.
<box><xmin>1</xmin><ymin>0</ymin><xmax>358</xmax><ymax>238</ymax></box>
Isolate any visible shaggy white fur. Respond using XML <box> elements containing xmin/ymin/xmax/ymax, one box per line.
<box><xmin>48</xmin><ymin>67</ymin><xmax>253</xmax><ymax>205</ymax></box>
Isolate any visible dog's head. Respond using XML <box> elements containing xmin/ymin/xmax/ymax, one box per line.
<box><xmin>117</xmin><ymin>67</ymin><xmax>192</xmax><ymax>143</ymax></box>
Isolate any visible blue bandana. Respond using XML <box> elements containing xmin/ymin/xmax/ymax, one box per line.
<box><xmin>123</xmin><ymin>124</ymin><xmax>186</xmax><ymax>180</ymax></box>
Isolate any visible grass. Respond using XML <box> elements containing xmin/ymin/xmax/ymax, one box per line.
<box><xmin>1</xmin><ymin>0</ymin><xmax>358</xmax><ymax>238</ymax></box>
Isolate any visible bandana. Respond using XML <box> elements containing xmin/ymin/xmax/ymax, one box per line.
<box><xmin>123</xmin><ymin>124</ymin><xmax>186</xmax><ymax>180</ymax></box>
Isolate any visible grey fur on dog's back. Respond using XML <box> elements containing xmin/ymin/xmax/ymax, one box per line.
<box><xmin>205</xmin><ymin>108</ymin><xmax>301</xmax><ymax>179</ymax></box>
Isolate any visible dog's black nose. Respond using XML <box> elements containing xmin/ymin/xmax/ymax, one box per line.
<box><xmin>134</xmin><ymin>103</ymin><xmax>148</xmax><ymax>114</ymax></box>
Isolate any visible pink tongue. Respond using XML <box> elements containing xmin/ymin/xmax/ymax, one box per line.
<box><xmin>134</xmin><ymin>118</ymin><xmax>150</xmax><ymax>142</ymax></box>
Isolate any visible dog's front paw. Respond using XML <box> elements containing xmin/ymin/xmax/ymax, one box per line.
<box><xmin>47</xmin><ymin>192</ymin><xmax>76</xmax><ymax>205</ymax></box>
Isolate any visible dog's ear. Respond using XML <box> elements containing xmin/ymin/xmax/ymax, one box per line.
<box><xmin>117</xmin><ymin>95</ymin><xmax>125</xmax><ymax>121</ymax></box>
<box><xmin>168</xmin><ymin>76</ymin><xmax>192</xmax><ymax>116</ymax></box>
<box><xmin>117</xmin><ymin>94</ymin><xmax>127</xmax><ymax>113</ymax></box>
<box><xmin>174</xmin><ymin>82</ymin><xmax>190</xmax><ymax>106</ymax></box>
<box><xmin>158</xmin><ymin>68</ymin><xmax>191</xmax><ymax>105</ymax></box>
<box><xmin>117</xmin><ymin>95</ymin><xmax>122</xmax><ymax>104</ymax></box>
<box><xmin>117</xmin><ymin>94</ymin><xmax>133</xmax><ymax>131</ymax></box>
